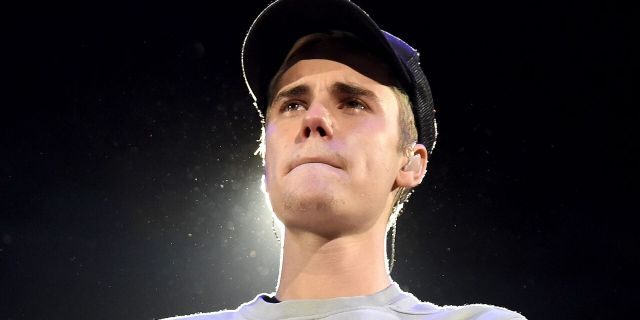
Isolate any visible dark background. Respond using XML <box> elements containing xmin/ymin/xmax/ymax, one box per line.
<box><xmin>2</xmin><ymin>0</ymin><xmax>637</xmax><ymax>319</ymax></box>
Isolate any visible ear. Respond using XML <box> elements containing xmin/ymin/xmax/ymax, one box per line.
<box><xmin>395</xmin><ymin>143</ymin><xmax>429</xmax><ymax>188</ymax></box>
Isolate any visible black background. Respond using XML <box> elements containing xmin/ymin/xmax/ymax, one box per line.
<box><xmin>2</xmin><ymin>0</ymin><xmax>637</xmax><ymax>319</ymax></box>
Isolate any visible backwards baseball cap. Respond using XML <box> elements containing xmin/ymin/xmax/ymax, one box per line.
<box><xmin>241</xmin><ymin>0</ymin><xmax>437</xmax><ymax>153</ymax></box>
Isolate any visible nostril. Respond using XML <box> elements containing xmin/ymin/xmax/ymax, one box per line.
<box><xmin>317</xmin><ymin>127</ymin><xmax>326</xmax><ymax>137</ymax></box>
<box><xmin>304</xmin><ymin>127</ymin><xmax>311</xmax><ymax>137</ymax></box>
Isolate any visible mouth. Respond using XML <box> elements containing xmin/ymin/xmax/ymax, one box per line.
<box><xmin>288</xmin><ymin>156</ymin><xmax>343</xmax><ymax>173</ymax></box>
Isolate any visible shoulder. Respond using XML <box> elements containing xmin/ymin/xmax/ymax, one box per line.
<box><xmin>159</xmin><ymin>293</ymin><xmax>269</xmax><ymax>320</ymax></box>
<box><xmin>159</xmin><ymin>309</ymin><xmax>241</xmax><ymax>320</ymax></box>
<box><xmin>389</xmin><ymin>288</ymin><xmax>525</xmax><ymax>319</ymax></box>
<box><xmin>435</xmin><ymin>303</ymin><xmax>526</xmax><ymax>320</ymax></box>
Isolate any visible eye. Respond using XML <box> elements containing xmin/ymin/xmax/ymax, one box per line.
<box><xmin>281</xmin><ymin>101</ymin><xmax>306</xmax><ymax>113</ymax></box>
<box><xmin>342</xmin><ymin>99</ymin><xmax>367</xmax><ymax>112</ymax></box>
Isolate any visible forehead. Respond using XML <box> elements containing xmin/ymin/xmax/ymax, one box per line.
<box><xmin>276</xmin><ymin>59</ymin><xmax>388</xmax><ymax>92</ymax></box>
<box><xmin>267</xmin><ymin>58</ymin><xmax>401</xmax><ymax>128</ymax></box>
<box><xmin>270</xmin><ymin>36</ymin><xmax>398</xmax><ymax>98</ymax></box>
<box><xmin>281</xmin><ymin>35</ymin><xmax>396</xmax><ymax>83</ymax></box>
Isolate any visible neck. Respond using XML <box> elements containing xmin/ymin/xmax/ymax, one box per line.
<box><xmin>275</xmin><ymin>218</ymin><xmax>392</xmax><ymax>301</ymax></box>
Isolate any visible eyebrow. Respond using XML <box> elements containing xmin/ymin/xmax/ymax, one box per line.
<box><xmin>271</xmin><ymin>84</ymin><xmax>310</xmax><ymax>105</ymax></box>
<box><xmin>331</xmin><ymin>82</ymin><xmax>380</xmax><ymax>104</ymax></box>
<box><xmin>270</xmin><ymin>81</ymin><xmax>381</xmax><ymax>106</ymax></box>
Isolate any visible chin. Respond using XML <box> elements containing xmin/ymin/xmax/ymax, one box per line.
<box><xmin>270</xmin><ymin>189</ymin><xmax>352</xmax><ymax>236</ymax></box>
<box><xmin>281</xmin><ymin>188</ymin><xmax>341</xmax><ymax>214</ymax></box>
<box><xmin>278</xmin><ymin>168</ymin><xmax>347</xmax><ymax>211</ymax></box>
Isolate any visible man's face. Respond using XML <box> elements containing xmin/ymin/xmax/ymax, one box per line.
<box><xmin>263</xmin><ymin>43</ymin><xmax>407</xmax><ymax>238</ymax></box>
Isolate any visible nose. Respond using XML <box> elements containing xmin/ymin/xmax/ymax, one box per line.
<box><xmin>299</xmin><ymin>102</ymin><xmax>334</xmax><ymax>140</ymax></box>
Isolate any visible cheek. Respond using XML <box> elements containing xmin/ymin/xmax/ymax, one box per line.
<box><xmin>264</xmin><ymin>123</ymin><xmax>292</xmax><ymax>185</ymax></box>
<box><xmin>363</xmin><ymin>149</ymin><xmax>397</xmax><ymax>181</ymax></box>
<box><xmin>349</xmin><ymin>123</ymin><xmax>399</xmax><ymax>177</ymax></box>
<box><xmin>263</xmin><ymin>126</ymin><xmax>279</xmax><ymax>188</ymax></box>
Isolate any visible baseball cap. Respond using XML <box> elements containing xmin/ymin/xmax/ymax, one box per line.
<box><xmin>241</xmin><ymin>0</ymin><xmax>438</xmax><ymax>153</ymax></box>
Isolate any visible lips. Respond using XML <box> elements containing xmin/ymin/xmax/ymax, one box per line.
<box><xmin>288</xmin><ymin>156</ymin><xmax>343</xmax><ymax>173</ymax></box>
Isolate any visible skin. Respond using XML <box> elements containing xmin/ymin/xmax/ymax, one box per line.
<box><xmin>263</xmin><ymin>41</ymin><xmax>428</xmax><ymax>300</ymax></box>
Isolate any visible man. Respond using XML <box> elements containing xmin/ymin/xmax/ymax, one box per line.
<box><xmin>164</xmin><ymin>0</ymin><xmax>525</xmax><ymax>318</ymax></box>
